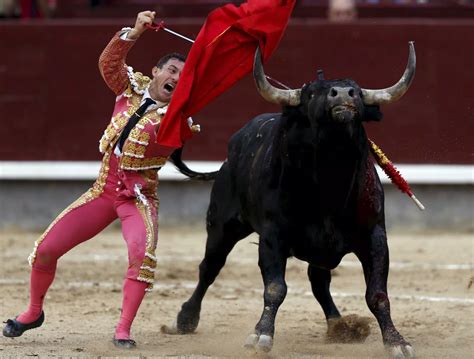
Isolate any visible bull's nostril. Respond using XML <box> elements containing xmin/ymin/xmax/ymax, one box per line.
<box><xmin>348</xmin><ymin>88</ymin><xmax>355</xmax><ymax>97</ymax></box>
<box><xmin>330</xmin><ymin>88</ymin><xmax>338</xmax><ymax>97</ymax></box>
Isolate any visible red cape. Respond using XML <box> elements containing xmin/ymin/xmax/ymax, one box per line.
<box><xmin>155</xmin><ymin>0</ymin><xmax>296</xmax><ymax>152</ymax></box>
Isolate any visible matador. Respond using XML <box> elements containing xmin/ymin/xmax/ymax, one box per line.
<box><xmin>2</xmin><ymin>10</ymin><xmax>198</xmax><ymax>349</ymax></box>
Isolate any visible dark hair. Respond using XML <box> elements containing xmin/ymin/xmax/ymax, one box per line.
<box><xmin>156</xmin><ymin>52</ymin><xmax>186</xmax><ymax>69</ymax></box>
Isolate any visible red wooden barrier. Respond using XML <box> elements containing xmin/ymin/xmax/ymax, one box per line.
<box><xmin>0</xmin><ymin>19</ymin><xmax>472</xmax><ymax>164</ymax></box>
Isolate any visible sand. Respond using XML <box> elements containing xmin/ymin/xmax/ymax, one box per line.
<box><xmin>0</xmin><ymin>225</ymin><xmax>472</xmax><ymax>358</ymax></box>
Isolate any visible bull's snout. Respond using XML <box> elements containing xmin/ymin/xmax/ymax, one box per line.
<box><xmin>328</xmin><ymin>86</ymin><xmax>358</xmax><ymax>123</ymax></box>
<box><xmin>328</xmin><ymin>86</ymin><xmax>356</xmax><ymax>102</ymax></box>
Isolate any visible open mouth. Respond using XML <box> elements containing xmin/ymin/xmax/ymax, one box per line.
<box><xmin>163</xmin><ymin>83</ymin><xmax>175</xmax><ymax>94</ymax></box>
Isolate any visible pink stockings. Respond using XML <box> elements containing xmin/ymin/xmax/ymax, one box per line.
<box><xmin>18</xmin><ymin>191</ymin><xmax>158</xmax><ymax>341</ymax></box>
<box><xmin>115</xmin><ymin>279</ymin><xmax>148</xmax><ymax>339</ymax></box>
<box><xmin>16</xmin><ymin>268</ymin><xmax>55</xmax><ymax>323</ymax></box>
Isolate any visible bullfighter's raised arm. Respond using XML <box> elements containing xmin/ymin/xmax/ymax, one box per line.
<box><xmin>98</xmin><ymin>33</ymin><xmax>134</xmax><ymax>95</ymax></box>
<box><xmin>98</xmin><ymin>11</ymin><xmax>156</xmax><ymax>95</ymax></box>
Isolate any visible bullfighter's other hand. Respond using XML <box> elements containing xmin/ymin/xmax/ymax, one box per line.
<box><xmin>127</xmin><ymin>11</ymin><xmax>156</xmax><ymax>40</ymax></box>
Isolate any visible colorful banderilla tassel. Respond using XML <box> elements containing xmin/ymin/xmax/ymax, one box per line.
<box><xmin>369</xmin><ymin>139</ymin><xmax>425</xmax><ymax>211</ymax></box>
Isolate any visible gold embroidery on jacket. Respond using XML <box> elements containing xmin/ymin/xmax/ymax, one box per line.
<box><xmin>123</xmin><ymin>84</ymin><xmax>134</xmax><ymax>98</ymax></box>
<box><xmin>133</xmin><ymin>72</ymin><xmax>151</xmax><ymax>94</ymax></box>
<box><xmin>100</xmin><ymin>71</ymin><xmax>166</xmax><ymax>170</ymax></box>
<box><xmin>92</xmin><ymin>152</ymin><xmax>112</xmax><ymax>194</ymax></box>
<box><xmin>99</xmin><ymin>112</ymin><xmax>128</xmax><ymax>153</ymax></box>
<box><xmin>128</xmin><ymin>130</ymin><xmax>150</xmax><ymax>146</ymax></box>
<box><xmin>128</xmin><ymin>126</ymin><xmax>150</xmax><ymax>145</ymax></box>
<box><xmin>123</xmin><ymin>143</ymin><xmax>146</xmax><ymax>158</ymax></box>
<box><xmin>124</xmin><ymin>71</ymin><xmax>151</xmax><ymax>98</ymax></box>
<box><xmin>125</xmin><ymin>104</ymin><xmax>138</xmax><ymax>117</ymax></box>
<box><xmin>120</xmin><ymin>156</ymin><xmax>167</xmax><ymax>170</ymax></box>
<box><xmin>118</xmin><ymin>109</ymin><xmax>166</xmax><ymax>169</ymax></box>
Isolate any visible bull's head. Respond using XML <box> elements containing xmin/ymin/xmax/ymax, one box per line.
<box><xmin>253</xmin><ymin>42</ymin><xmax>416</xmax><ymax>127</ymax></box>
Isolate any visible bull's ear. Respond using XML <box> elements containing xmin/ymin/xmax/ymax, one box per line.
<box><xmin>363</xmin><ymin>105</ymin><xmax>383</xmax><ymax>122</ymax></box>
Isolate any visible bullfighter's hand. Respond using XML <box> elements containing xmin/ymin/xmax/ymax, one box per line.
<box><xmin>127</xmin><ymin>10</ymin><xmax>156</xmax><ymax>40</ymax></box>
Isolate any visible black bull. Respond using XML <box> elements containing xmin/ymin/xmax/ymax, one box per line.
<box><xmin>165</xmin><ymin>43</ymin><xmax>417</xmax><ymax>358</ymax></box>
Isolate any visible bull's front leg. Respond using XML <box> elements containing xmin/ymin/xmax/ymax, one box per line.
<box><xmin>245</xmin><ymin>229</ymin><xmax>288</xmax><ymax>353</ymax></box>
<box><xmin>357</xmin><ymin>225</ymin><xmax>415</xmax><ymax>359</ymax></box>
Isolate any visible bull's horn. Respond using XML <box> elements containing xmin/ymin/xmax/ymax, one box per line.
<box><xmin>362</xmin><ymin>41</ymin><xmax>416</xmax><ymax>105</ymax></box>
<box><xmin>253</xmin><ymin>47</ymin><xmax>301</xmax><ymax>106</ymax></box>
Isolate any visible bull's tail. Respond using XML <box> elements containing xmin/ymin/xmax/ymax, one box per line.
<box><xmin>169</xmin><ymin>147</ymin><xmax>219</xmax><ymax>181</ymax></box>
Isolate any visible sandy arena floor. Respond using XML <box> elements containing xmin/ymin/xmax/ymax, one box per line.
<box><xmin>0</xmin><ymin>225</ymin><xmax>472</xmax><ymax>358</ymax></box>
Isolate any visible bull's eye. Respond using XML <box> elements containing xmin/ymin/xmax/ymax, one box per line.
<box><xmin>309</xmin><ymin>93</ymin><xmax>314</xmax><ymax>99</ymax></box>
<box><xmin>330</xmin><ymin>88</ymin><xmax>337</xmax><ymax>97</ymax></box>
<box><xmin>348</xmin><ymin>88</ymin><xmax>355</xmax><ymax>97</ymax></box>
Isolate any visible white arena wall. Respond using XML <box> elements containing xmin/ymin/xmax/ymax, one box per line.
<box><xmin>0</xmin><ymin>162</ymin><xmax>472</xmax><ymax>232</ymax></box>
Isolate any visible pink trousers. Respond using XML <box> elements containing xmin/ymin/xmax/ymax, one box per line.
<box><xmin>22</xmin><ymin>154</ymin><xmax>159</xmax><ymax>340</ymax></box>
<box><xmin>33</xmin><ymin>190</ymin><xmax>156</xmax><ymax>279</ymax></box>
<box><xmin>33</xmin><ymin>154</ymin><xmax>158</xmax><ymax>280</ymax></box>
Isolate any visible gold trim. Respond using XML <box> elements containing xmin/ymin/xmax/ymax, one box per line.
<box><xmin>28</xmin><ymin>190</ymin><xmax>97</xmax><ymax>266</ymax></box>
<box><xmin>92</xmin><ymin>152</ymin><xmax>112</xmax><ymax>194</ymax></box>
<box><xmin>28</xmin><ymin>153</ymin><xmax>112</xmax><ymax>266</ymax></box>
<box><xmin>133</xmin><ymin>71</ymin><xmax>151</xmax><ymax>93</ymax></box>
<box><xmin>120</xmin><ymin>156</ymin><xmax>168</xmax><ymax>170</ymax></box>
<box><xmin>122</xmin><ymin>142</ymin><xmax>146</xmax><ymax>158</ymax></box>
<box><xmin>99</xmin><ymin>112</ymin><xmax>128</xmax><ymax>153</ymax></box>
<box><xmin>129</xmin><ymin>126</ymin><xmax>150</xmax><ymax>144</ymax></box>
<box><xmin>142</xmin><ymin>255</ymin><xmax>157</xmax><ymax>269</ymax></box>
<box><xmin>135</xmin><ymin>198</ymin><xmax>159</xmax><ymax>289</ymax></box>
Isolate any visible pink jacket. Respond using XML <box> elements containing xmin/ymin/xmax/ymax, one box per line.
<box><xmin>95</xmin><ymin>32</ymin><xmax>167</xmax><ymax>199</ymax></box>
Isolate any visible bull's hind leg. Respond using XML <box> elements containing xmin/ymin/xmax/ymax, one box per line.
<box><xmin>357</xmin><ymin>225</ymin><xmax>415</xmax><ymax>359</ymax></box>
<box><xmin>245</xmin><ymin>230</ymin><xmax>288</xmax><ymax>353</ymax></box>
<box><xmin>162</xmin><ymin>215</ymin><xmax>252</xmax><ymax>335</ymax></box>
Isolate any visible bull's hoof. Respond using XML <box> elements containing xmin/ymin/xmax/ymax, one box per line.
<box><xmin>244</xmin><ymin>333</ymin><xmax>273</xmax><ymax>353</ymax></box>
<box><xmin>388</xmin><ymin>344</ymin><xmax>416</xmax><ymax>359</ymax></box>
<box><xmin>161</xmin><ymin>305</ymin><xmax>200</xmax><ymax>335</ymax></box>
<box><xmin>326</xmin><ymin>314</ymin><xmax>371</xmax><ymax>343</ymax></box>
<box><xmin>383</xmin><ymin>327</ymin><xmax>415</xmax><ymax>358</ymax></box>
<box><xmin>160</xmin><ymin>318</ymin><xmax>197</xmax><ymax>335</ymax></box>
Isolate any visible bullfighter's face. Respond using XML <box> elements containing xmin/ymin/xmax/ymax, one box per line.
<box><xmin>149</xmin><ymin>58</ymin><xmax>185</xmax><ymax>103</ymax></box>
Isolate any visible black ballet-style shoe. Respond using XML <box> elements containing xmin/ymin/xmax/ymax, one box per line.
<box><xmin>112</xmin><ymin>337</ymin><xmax>137</xmax><ymax>349</ymax></box>
<box><xmin>3</xmin><ymin>311</ymin><xmax>45</xmax><ymax>337</ymax></box>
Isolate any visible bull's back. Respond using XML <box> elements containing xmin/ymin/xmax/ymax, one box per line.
<box><xmin>227</xmin><ymin>113</ymin><xmax>281</xmax><ymax>156</ymax></box>
<box><xmin>226</xmin><ymin>113</ymin><xmax>281</xmax><ymax>182</ymax></box>
<box><xmin>219</xmin><ymin>113</ymin><xmax>282</xmax><ymax>226</ymax></box>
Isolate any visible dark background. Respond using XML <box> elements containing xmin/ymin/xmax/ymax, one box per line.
<box><xmin>0</xmin><ymin>1</ymin><xmax>473</xmax><ymax>164</ymax></box>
